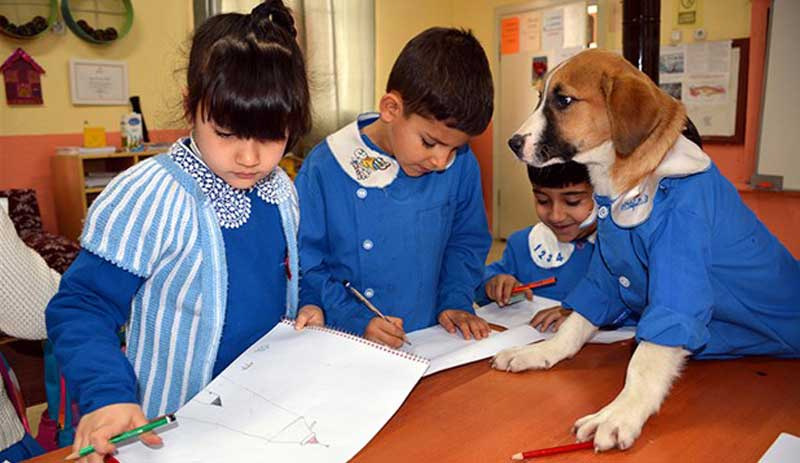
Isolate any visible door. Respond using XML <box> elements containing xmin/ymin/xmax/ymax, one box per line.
<box><xmin>494</xmin><ymin>0</ymin><xmax>588</xmax><ymax>238</ymax></box>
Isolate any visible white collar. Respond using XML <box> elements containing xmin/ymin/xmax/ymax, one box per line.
<box><xmin>170</xmin><ymin>137</ymin><xmax>293</xmax><ymax>228</ymax></box>
<box><xmin>609</xmin><ymin>135</ymin><xmax>710</xmax><ymax>227</ymax></box>
<box><xmin>326</xmin><ymin>113</ymin><xmax>400</xmax><ymax>188</ymax></box>
<box><xmin>574</xmin><ymin>136</ymin><xmax>711</xmax><ymax>228</ymax></box>
<box><xmin>528</xmin><ymin>223</ymin><xmax>576</xmax><ymax>269</ymax></box>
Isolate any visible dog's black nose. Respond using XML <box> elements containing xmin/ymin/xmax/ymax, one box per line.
<box><xmin>508</xmin><ymin>134</ymin><xmax>526</xmax><ymax>155</ymax></box>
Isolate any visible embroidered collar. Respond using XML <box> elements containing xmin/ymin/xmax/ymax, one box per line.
<box><xmin>608</xmin><ymin>135</ymin><xmax>710</xmax><ymax>228</ymax></box>
<box><xmin>169</xmin><ymin>137</ymin><xmax>293</xmax><ymax>228</ymax></box>
<box><xmin>326</xmin><ymin>113</ymin><xmax>400</xmax><ymax>187</ymax></box>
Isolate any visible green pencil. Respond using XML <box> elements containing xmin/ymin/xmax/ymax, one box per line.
<box><xmin>65</xmin><ymin>414</ymin><xmax>176</xmax><ymax>460</ymax></box>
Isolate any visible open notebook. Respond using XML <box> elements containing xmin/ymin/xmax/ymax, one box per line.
<box><xmin>401</xmin><ymin>297</ymin><xmax>636</xmax><ymax>376</ymax></box>
<box><xmin>115</xmin><ymin>320</ymin><xmax>429</xmax><ymax>462</ymax></box>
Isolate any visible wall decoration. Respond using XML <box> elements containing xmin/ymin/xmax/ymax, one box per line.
<box><xmin>69</xmin><ymin>58</ymin><xmax>128</xmax><ymax>105</ymax></box>
<box><xmin>1</xmin><ymin>48</ymin><xmax>45</xmax><ymax>105</ymax></box>
<box><xmin>61</xmin><ymin>0</ymin><xmax>133</xmax><ymax>44</ymax></box>
<box><xmin>0</xmin><ymin>0</ymin><xmax>57</xmax><ymax>40</ymax></box>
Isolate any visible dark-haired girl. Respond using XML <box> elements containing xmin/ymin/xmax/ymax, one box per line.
<box><xmin>46</xmin><ymin>2</ymin><xmax>321</xmax><ymax>461</ymax></box>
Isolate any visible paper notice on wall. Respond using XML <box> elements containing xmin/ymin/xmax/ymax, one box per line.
<box><xmin>519</xmin><ymin>10</ymin><xmax>542</xmax><ymax>52</ymax></box>
<box><xmin>541</xmin><ymin>8</ymin><xmax>564</xmax><ymax>50</ymax></box>
<box><xmin>553</xmin><ymin>46</ymin><xmax>585</xmax><ymax>67</ymax></box>
<box><xmin>686</xmin><ymin>40</ymin><xmax>731</xmax><ymax>74</ymax></box>
<box><xmin>501</xmin><ymin>16</ymin><xmax>520</xmax><ymax>55</ymax></box>
<box><xmin>659</xmin><ymin>45</ymin><xmax>686</xmax><ymax>77</ymax></box>
<box><xmin>685</xmin><ymin>74</ymin><xmax>729</xmax><ymax>104</ymax></box>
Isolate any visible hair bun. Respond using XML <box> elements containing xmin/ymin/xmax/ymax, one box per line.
<box><xmin>250</xmin><ymin>0</ymin><xmax>297</xmax><ymax>38</ymax></box>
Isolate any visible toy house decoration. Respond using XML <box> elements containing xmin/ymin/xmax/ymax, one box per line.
<box><xmin>1</xmin><ymin>48</ymin><xmax>45</xmax><ymax>105</ymax></box>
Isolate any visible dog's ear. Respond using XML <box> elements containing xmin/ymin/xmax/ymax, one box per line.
<box><xmin>602</xmin><ymin>72</ymin><xmax>669</xmax><ymax>156</ymax></box>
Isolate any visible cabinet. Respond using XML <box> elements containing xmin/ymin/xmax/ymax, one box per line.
<box><xmin>52</xmin><ymin>150</ymin><xmax>162</xmax><ymax>241</ymax></box>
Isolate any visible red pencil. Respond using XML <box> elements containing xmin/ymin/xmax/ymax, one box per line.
<box><xmin>510</xmin><ymin>276</ymin><xmax>557</xmax><ymax>294</ymax></box>
<box><xmin>511</xmin><ymin>441</ymin><xmax>594</xmax><ymax>460</ymax></box>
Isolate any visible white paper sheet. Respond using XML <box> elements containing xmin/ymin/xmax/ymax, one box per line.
<box><xmin>476</xmin><ymin>298</ymin><xmax>636</xmax><ymax>344</ymax></box>
<box><xmin>116</xmin><ymin>320</ymin><xmax>429</xmax><ymax>463</ymax></box>
<box><xmin>760</xmin><ymin>433</ymin><xmax>800</xmax><ymax>463</ymax></box>
<box><xmin>476</xmin><ymin>296</ymin><xmax>561</xmax><ymax>328</ymax></box>
<box><xmin>403</xmin><ymin>324</ymin><xmax>549</xmax><ymax>376</ymax></box>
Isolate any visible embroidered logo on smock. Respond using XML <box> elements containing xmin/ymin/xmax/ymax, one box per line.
<box><xmin>350</xmin><ymin>148</ymin><xmax>392</xmax><ymax>180</ymax></box>
<box><xmin>170</xmin><ymin>138</ymin><xmax>292</xmax><ymax>229</ymax></box>
<box><xmin>620</xmin><ymin>194</ymin><xmax>649</xmax><ymax>211</ymax></box>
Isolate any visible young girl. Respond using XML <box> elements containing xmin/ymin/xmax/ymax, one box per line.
<box><xmin>46</xmin><ymin>2</ymin><xmax>322</xmax><ymax>461</ymax></box>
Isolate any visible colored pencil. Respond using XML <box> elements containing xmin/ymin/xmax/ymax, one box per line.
<box><xmin>511</xmin><ymin>441</ymin><xmax>594</xmax><ymax>460</ymax></box>
<box><xmin>65</xmin><ymin>414</ymin><xmax>176</xmax><ymax>460</ymax></box>
<box><xmin>510</xmin><ymin>276</ymin><xmax>557</xmax><ymax>294</ymax></box>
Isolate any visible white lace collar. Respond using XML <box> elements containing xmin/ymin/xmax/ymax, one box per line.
<box><xmin>608</xmin><ymin>135</ymin><xmax>710</xmax><ymax>228</ymax></box>
<box><xmin>169</xmin><ymin>137</ymin><xmax>293</xmax><ymax>229</ymax></box>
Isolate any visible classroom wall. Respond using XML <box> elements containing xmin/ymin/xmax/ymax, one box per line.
<box><xmin>0</xmin><ymin>1</ymin><xmax>194</xmax><ymax>233</ymax></box>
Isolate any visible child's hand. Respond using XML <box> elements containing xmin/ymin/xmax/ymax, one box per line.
<box><xmin>364</xmin><ymin>316</ymin><xmax>406</xmax><ymax>348</ymax></box>
<box><xmin>530</xmin><ymin>307</ymin><xmax>572</xmax><ymax>332</ymax></box>
<box><xmin>485</xmin><ymin>274</ymin><xmax>533</xmax><ymax>306</ymax></box>
<box><xmin>438</xmin><ymin>310</ymin><xmax>490</xmax><ymax>340</ymax></box>
<box><xmin>73</xmin><ymin>403</ymin><xmax>161</xmax><ymax>463</ymax></box>
<box><xmin>295</xmin><ymin>305</ymin><xmax>325</xmax><ymax>330</ymax></box>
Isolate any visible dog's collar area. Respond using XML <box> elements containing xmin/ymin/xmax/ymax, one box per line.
<box><xmin>600</xmin><ymin>135</ymin><xmax>711</xmax><ymax>228</ymax></box>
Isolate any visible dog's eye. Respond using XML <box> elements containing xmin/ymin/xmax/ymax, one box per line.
<box><xmin>553</xmin><ymin>94</ymin><xmax>574</xmax><ymax>110</ymax></box>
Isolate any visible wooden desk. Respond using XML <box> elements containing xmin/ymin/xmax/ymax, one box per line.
<box><xmin>27</xmin><ymin>341</ymin><xmax>800</xmax><ymax>463</ymax></box>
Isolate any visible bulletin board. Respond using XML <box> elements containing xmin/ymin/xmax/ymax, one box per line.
<box><xmin>659</xmin><ymin>38</ymin><xmax>749</xmax><ymax>144</ymax></box>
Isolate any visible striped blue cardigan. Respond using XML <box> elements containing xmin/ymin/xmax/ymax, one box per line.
<box><xmin>81</xmin><ymin>139</ymin><xmax>299</xmax><ymax>418</ymax></box>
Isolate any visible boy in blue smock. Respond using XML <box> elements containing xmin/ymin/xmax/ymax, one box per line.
<box><xmin>297</xmin><ymin>28</ymin><xmax>494</xmax><ymax>348</ymax></box>
<box><xmin>480</xmin><ymin>162</ymin><xmax>596</xmax><ymax>332</ymax></box>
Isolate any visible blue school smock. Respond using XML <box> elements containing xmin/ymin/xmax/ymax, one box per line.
<box><xmin>477</xmin><ymin>223</ymin><xmax>595</xmax><ymax>304</ymax></box>
<box><xmin>563</xmin><ymin>136</ymin><xmax>800</xmax><ymax>358</ymax></box>
<box><xmin>297</xmin><ymin>113</ymin><xmax>492</xmax><ymax>335</ymax></box>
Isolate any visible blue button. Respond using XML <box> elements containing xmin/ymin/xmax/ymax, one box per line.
<box><xmin>356</xmin><ymin>188</ymin><xmax>367</xmax><ymax>199</ymax></box>
<box><xmin>364</xmin><ymin>288</ymin><xmax>374</xmax><ymax>298</ymax></box>
<box><xmin>362</xmin><ymin>239</ymin><xmax>374</xmax><ymax>251</ymax></box>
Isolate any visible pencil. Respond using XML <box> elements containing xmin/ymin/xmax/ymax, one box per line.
<box><xmin>510</xmin><ymin>276</ymin><xmax>557</xmax><ymax>294</ymax></box>
<box><xmin>343</xmin><ymin>280</ymin><xmax>412</xmax><ymax>346</ymax></box>
<box><xmin>65</xmin><ymin>414</ymin><xmax>176</xmax><ymax>460</ymax></box>
<box><xmin>511</xmin><ymin>441</ymin><xmax>594</xmax><ymax>460</ymax></box>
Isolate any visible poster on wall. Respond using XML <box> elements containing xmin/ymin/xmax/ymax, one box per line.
<box><xmin>659</xmin><ymin>40</ymin><xmax>738</xmax><ymax>138</ymax></box>
<box><xmin>69</xmin><ymin>58</ymin><xmax>129</xmax><ymax>105</ymax></box>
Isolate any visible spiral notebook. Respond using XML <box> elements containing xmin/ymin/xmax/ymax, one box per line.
<box><xmin>115</xmin><ymin>319</ymin><xmax>429</xmax><ymax>463</ymax></box>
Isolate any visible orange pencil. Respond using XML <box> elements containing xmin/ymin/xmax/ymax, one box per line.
<box><xmin>510</xmin><ymin>276</ymin><xmax>557</xmax><ymax>294</ymax></box>
<box><xmin>511</xmin><ymin>441</ymin><xmax>594</xmax><ymax>460</ymax></box>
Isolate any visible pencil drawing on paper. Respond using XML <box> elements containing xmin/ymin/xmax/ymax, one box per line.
<box><xmin>184</xmin><ymin>375</ymin><xmax>328</xmax><ymax>448</ymax></box>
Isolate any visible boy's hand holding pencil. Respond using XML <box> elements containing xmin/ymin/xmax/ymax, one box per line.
<box><xmin>343</xmin><ymin>280</ymin><xmax>411</xmax><ymax>348</ymax></box>
<box><xmin>364</xmin><ymin>316</ymin><xmax>408</xmax><ymax>348</ymax></box>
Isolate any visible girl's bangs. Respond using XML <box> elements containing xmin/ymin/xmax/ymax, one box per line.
<box><xmin>200</xmin><ymin>44</ymin><xmax>308</xmax><ymax>144</ymax></box>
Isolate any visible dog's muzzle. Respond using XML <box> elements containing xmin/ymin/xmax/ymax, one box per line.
<box><xmin>508</xmin><ymin>133</ymin><xmax>527</xmax><ymax>160</ymax></box>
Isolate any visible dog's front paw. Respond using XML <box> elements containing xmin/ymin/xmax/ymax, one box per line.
<box><xmin>573</xmin><ymin>400</ymin><xmax>646</xmax><ymax>451</ymax></box>
<box><xmin>491</xmin><ymin>343</ymin><xmax>562</xmax><ymax>372</ymax></box>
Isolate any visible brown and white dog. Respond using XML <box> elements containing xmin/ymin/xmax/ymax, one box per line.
<box><xmin>493</xmin><ymin>49</ymin><xmax>796</xmax><ymax>451</ymax></box>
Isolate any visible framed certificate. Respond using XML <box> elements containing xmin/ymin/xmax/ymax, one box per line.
<box><xmin>69</xmin><ymin>58</ymin><xmax>129</xmax><ymax>105</ymax></box>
